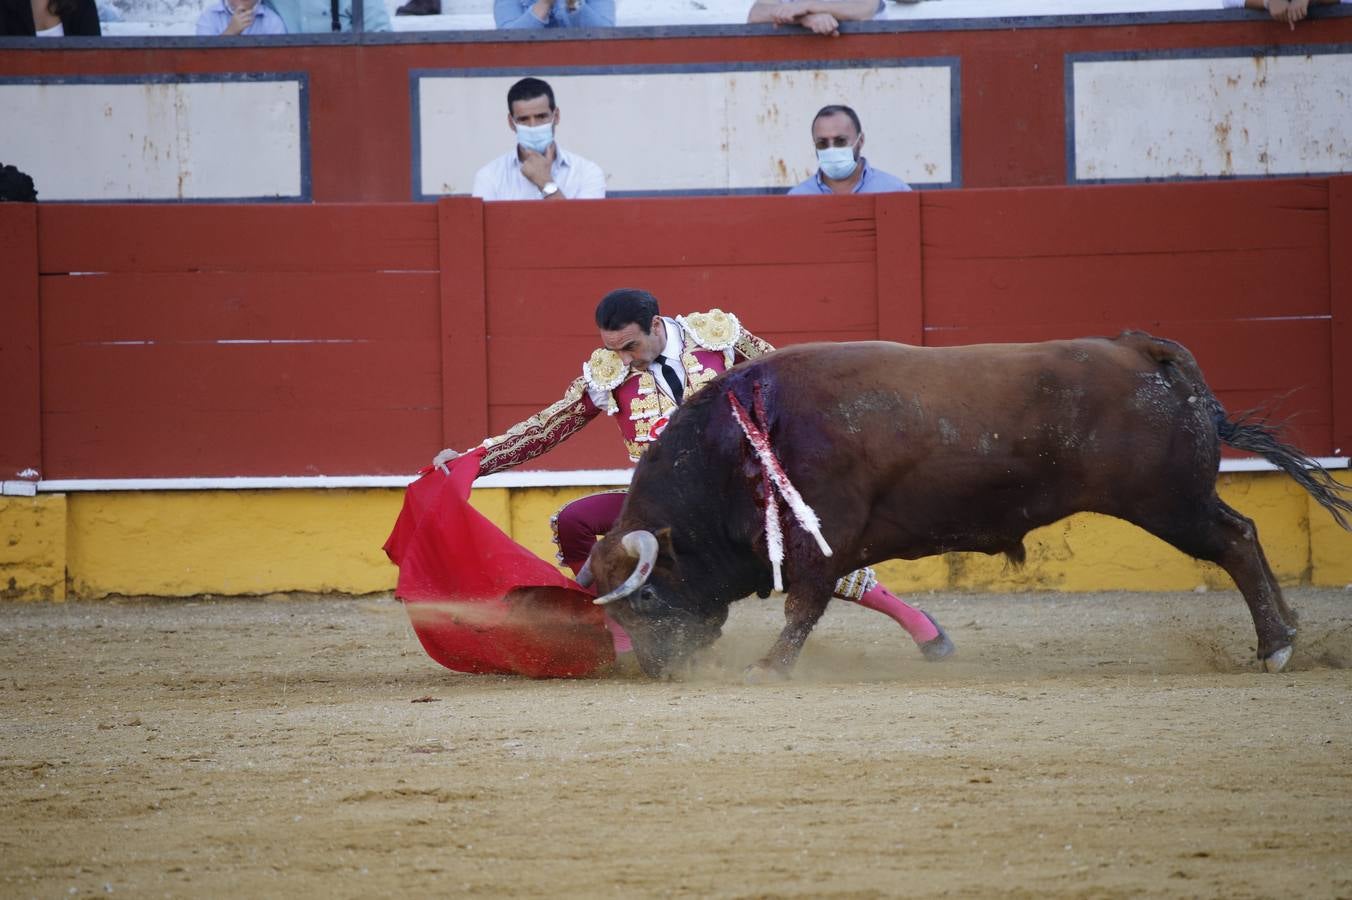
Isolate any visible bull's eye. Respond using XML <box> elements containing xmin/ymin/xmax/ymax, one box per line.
<box><xmin>631</xmin><ymin>585</ymin><xmax>666</xmax><ymax>615</ymax></box>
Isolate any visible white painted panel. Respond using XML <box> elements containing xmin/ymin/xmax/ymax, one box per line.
<box><xmin>417</xmin><ymin>65</ymin><xmax>954</xmax><ymax>196</ymax></box>
<box><xmin>724</xmin><ymin>66</ymin><xmax>953</xmax><ymax>187</ymax></box>
<box><xmin>0</xmin><ymin>80</ymin><xmax>304</xmax><ymax>200</ymax></box>
<box><xmin>1073</xmin><ymin>53</ymin><xmax>1352</xmax><ymax>181</ymax></box>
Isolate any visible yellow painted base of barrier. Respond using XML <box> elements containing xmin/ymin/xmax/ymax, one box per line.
<box><xmin>1</xmin><ymin>471</ymin><xmax>1348</xmax><ymax>601</ymax></box>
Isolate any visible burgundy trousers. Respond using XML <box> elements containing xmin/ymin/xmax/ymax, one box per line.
<box><xmin>554</xmin><ymin>491</ymin><xmax>627</xmax><ymax>574</ymax></box>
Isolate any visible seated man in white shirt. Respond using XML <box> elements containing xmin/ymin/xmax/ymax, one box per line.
<box><xmin>471</xmin><ymin>77</ymin><xmax>607</xmax><ymax>202</ymax></box>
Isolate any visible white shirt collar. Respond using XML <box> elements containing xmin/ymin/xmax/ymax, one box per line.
<box><xmin>658</xmin><ymin>316</ymin><xmax>684</xmax><ymax>363</ymax></box>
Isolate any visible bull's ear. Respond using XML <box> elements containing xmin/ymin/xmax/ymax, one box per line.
<box><xmin>655</xmin><ymin>527</ymin><xmax>677</xmax><ymax>562</ymax></box>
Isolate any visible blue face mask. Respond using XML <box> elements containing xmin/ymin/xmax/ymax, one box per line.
<box><xmin>817</xmin><ymin>145</ymin><xmax>859</xmax><ymax>180</ymax></box>
<box><xmin>816</xmin><ymin>137</ymin><xmax>861</xmax><ymax>180</ymax></box>
<box><xmin>515</xmin><ymin>121</ymin><xmax>554</xmax><ymax>155</ymax></box>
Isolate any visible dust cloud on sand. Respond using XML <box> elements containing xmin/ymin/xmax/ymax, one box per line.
<box><xmin>3</xmin><ymin>588</ymin><xmax>1350</xmax><ymax>897</ymax></box>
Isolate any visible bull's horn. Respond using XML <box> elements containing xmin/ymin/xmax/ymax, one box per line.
<box><xmin>575</xmin><ymin>559</ymin><xmax>595</xmax><ymax>588</ymax></box>
<box><xmin>592</xmin><ymin>531</ymin><xmax>659</xmax><ymax>606</ymax></box>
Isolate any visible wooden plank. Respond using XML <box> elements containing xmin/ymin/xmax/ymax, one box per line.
<box><xmin>440</xmin><ymin>197</ymin><xmax>490</xmax><ymax>451</ymax></box>
<box><xmin>483</xmin><ymin>195</ymin><xmax>878</xmax><ymax>269</ymax></box>
<box><xmin>1331</xmin><ymin>176</ymin><xmax>1352</xmax><ymax>457</ymax></box>
<box><xmin>37</xmin><ymin>204</ymin><xmax>439</xmax><ymax>274</ymax></box>
<box><xmin>924</xmin><ymin>318</ymin><xmax>1332</xmax><ymax>455</ymax></box>
<box><xmin>484</xmin><ymin>264</ymin><xmax>877</xmax><ymax>337</ymax></box>
<box><xmin>41</xmin><ymin>272</ymin><xmax>438</xmax><ymax>345</ymax></box>
<box><xmin>875</xmin><ymin>192</ymin><xmax>923</xmax><ymax>346</ymax></box>
<box><xmin>924</xmin><ymin>247</ymin><xmax>1328</xmax><ymax>329</ymax></box>
<box><xmin>486</xmin><ymin>330</ymin><xmax>875</xmax><ymax>408</ymax></box>
<box><xmin>922</xmin><ymin>180</ymin><xmax>1329</xmax><ymax>260</ymax></box>
<box><xmin>0</xmin><ymin>204</ymin><xmax>41</xmax><ymax>481</ymax></box>
<box><xmin>42</xmin><ymin>341</ymin><xmax>440</xmax><ymax>414</ymax></box>
<box><xmin>43</xmin><ymin>408</ymin><xmax>440</xmax><ymax>478</ymax></box>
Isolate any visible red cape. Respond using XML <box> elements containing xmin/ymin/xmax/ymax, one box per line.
<box><xmin>383</xmin><ymin>450</ymin><xmax>614</xmax><ymax>678</ymax></box>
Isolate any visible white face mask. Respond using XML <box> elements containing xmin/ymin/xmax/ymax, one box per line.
<box><xmin>515</xmin><ymin>121</ymin><xmax>554</xmax><ymax>155</ymax></box>
<box><xmin>816</xmin><ymin>137</ymin><xmax>861</xmax><ymax>180</ymax></box>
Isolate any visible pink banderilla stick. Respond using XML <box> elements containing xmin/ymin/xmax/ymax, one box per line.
<box><xmin>727</xmin><ymin>387</ymin><xmax>832</xmax><ymax>592</ymax></box>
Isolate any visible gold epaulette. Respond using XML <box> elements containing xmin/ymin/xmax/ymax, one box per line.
<box><xmin>676</xmin><ymin>309</ymin><xmax>742</xmax><ymax>352</ymax></box>
<box><xmin>583</xmin><ymin>348</ymin><xmax>628</xmax><ymax>414</ymax></box>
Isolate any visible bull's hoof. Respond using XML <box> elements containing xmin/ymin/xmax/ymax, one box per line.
<box><xmin>743</xmin><ymin>662</ymin><xmax>790</xmax><ymax>684</ymax></box>
<box><xmin>1262</xmin><ymin>645</ymin><xmax>1293</xmax><ymax>674</ymax></box>
<box><xmin>917</xmin><ymin>611</ymin><xmax>955</xmax><ymax>662</ymax></box>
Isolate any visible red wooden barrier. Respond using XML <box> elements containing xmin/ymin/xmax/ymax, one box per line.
<box><xmin>36</xmin><ymin>204</ymin><xmax>442</xmax><ymax>478</ymax></box>
<box><xmin>13</xmin><ymin>180</ymin><xmax>1344</xmax><ymax>481</ymax></box>
<box><xmin>921</xmin><ymin>180</ymin><xmax>1333</xmax><ymax>452</ymax></box>
<box><xmin>0</xmin><ymin>205</ymin><xmax>41</xmax><ymax>482</ymax></box>
<box><xmin>479</xmin><ymin>194</ymin><xmax>885</xmax><ymax>471</ymax></box>
<box><xmin>1331</xmin><ymin>176</ymin><xmax>1352</xmax><ymax>457</ymax></box>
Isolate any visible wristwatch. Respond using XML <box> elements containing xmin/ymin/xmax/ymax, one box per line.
<box><xmin>540</xmin><ymin>181</ymin><xmax>560</xmax><ymax>198</ymax></box>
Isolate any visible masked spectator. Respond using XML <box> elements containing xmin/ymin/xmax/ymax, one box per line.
<box><xmin>472</xmin><ymin>77</ymin><xmax>606</xmax><ymax>202</ymax></box>
<box><xmin>788</xmin><ymin>105</ymin><xmax>910</xmax><ymax>196</ymax></box>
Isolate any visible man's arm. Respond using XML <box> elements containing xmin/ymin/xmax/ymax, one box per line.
<box><xmin>734</xmin><ymin>329</ymin><xmax>776</xmax><ymax>362</ymax></box>
<box><xmin>495</xmin><ymin>0</ymin><xmax>549</xmax><ymax>27</ymax></box>
<box><xmin>749</xmin><ymin>0</ymin><xmax>878</xmax><ymax>24</ymax></box>
<box><xmin>571</xmin><ymin>157</ymin><xmax>607</xmax><ymax>199</ymax></box>
<box><xmin>471</xmin><ymin>163</ymin><xmax>495</xmax><ymax>201</ymax></box>
<box><xmin>435</xmin><ymin>376</ymin><xmax>602</xmax><ymax>478</ymax></box>
<box><xmin>572</xmin><ymin>0</ymin><xmax>615</xmax><ymax>26</ymax></box>
<box><xmin>1226</xmin><ymin>0</ymin><xmax>1341</xmax><ymax>26</ymax></box>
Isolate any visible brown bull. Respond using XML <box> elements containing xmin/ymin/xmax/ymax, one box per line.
<box><xmin>586</xmin><ymin>333</ymin><xmax>1352</xmax><ymax>679</ymax></box>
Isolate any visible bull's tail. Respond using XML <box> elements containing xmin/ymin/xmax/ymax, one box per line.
<box><xmin>1218</xmin><ymin>412</ymin><xmax>1352</xmax><ymax>531</ymax></box>
<box><xmin>1126</xmin><ymin>330</ymin><xmax>1352</xmax><ymax>531</ymax></box>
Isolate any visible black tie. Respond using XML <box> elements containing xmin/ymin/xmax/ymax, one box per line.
<box><xmin>654</xmin><ymin>354</ymin><xmax>685</xmax><ymax>403</ymax></box>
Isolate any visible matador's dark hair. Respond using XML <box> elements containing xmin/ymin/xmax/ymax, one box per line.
<box><xmin>595</xmin><ymin>288</ymin><xmax>661</xmax><ymax>333</ymax></box>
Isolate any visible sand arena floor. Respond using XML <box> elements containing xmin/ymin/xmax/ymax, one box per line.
<box><xmin>3</xmin><ymin>588</ymin><xmax>1351</xmax><ymax>898</ymax></box>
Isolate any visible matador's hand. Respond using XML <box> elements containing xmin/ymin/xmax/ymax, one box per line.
<box><xmin>433</xmin><ymin>448</ymin><xmax>461</xmax><ymax>474</ymax></box>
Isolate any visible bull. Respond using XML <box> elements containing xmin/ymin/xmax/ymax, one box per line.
<box><xmin>584</xmin><ymin>333</ymin><xmax>1352</xmax><ymax>679</ymax></box>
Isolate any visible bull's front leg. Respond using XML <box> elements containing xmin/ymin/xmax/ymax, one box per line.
<box><xmin>746</xmin><ymin>575</ymin><xmax>834</xmax><ymax>683</ymax></box>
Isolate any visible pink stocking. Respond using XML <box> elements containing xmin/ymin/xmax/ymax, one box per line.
<box><xmin>605</xmin><ymin>613</ymin><xmax>633</xmax><ymax>654</ymax></box>
<box><xmin>851</xmin><ymin>584</ymin><xmax>940</xmax><ymax>644</ymax></box>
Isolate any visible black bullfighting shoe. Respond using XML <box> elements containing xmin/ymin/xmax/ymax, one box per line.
<box><xmin>917</xmin><ymin>611</ymin><xmax>955</xmax><ymax>661</ymax></box>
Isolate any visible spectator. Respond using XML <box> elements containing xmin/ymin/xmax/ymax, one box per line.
<box><xmin>0</xmin><ymin>164</ymin><xmax>38</xmax><ymax>201</ymax></box>
<box><xmin>495</xmin><ymin>0</ymin><xmax>614</xmax><ymax>28</ymax></box>
<box><xmin>747</xmin><ymin>0</ymin><xmax>880</xmax><ymax>36</ymax></box>
<box><xmin>196</xmin><ymin>0</ymin><xmax>286</xmax><ymax>34</ymax></box>
<box><xmin>788</xmin><ymin>104</ymin><xmax>910</xmax><ymax>196</ymax></box>
<box><xmin>0</xmin><ymin>0</ymin><xmax>100</xmax><ymax>35</ymax></box>
<box><xmin>471</xmin><ymin>77</ymin><xmax>606</xmax><ymax>202</ymax></box>
<box><xmin>1223</xmin><ymin>0</ymin><xmax>1347</xmax><ymax>28</ymax></box>
<box><xmin>267</xmin><ymin>0</ymin><xmax>389</xmax><ymax>31</ymax></box>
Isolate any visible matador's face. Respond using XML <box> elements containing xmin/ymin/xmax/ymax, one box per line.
<box><xmin>600</xmin><ymin>318</ymin><xmax>666</xmax><ymax>372</ymax></box>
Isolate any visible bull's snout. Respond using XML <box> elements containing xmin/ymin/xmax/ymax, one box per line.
<box><xmin>627</xmin><ymin>612</ymin><xmax>725</xmax><ymax>679</ymax></box>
